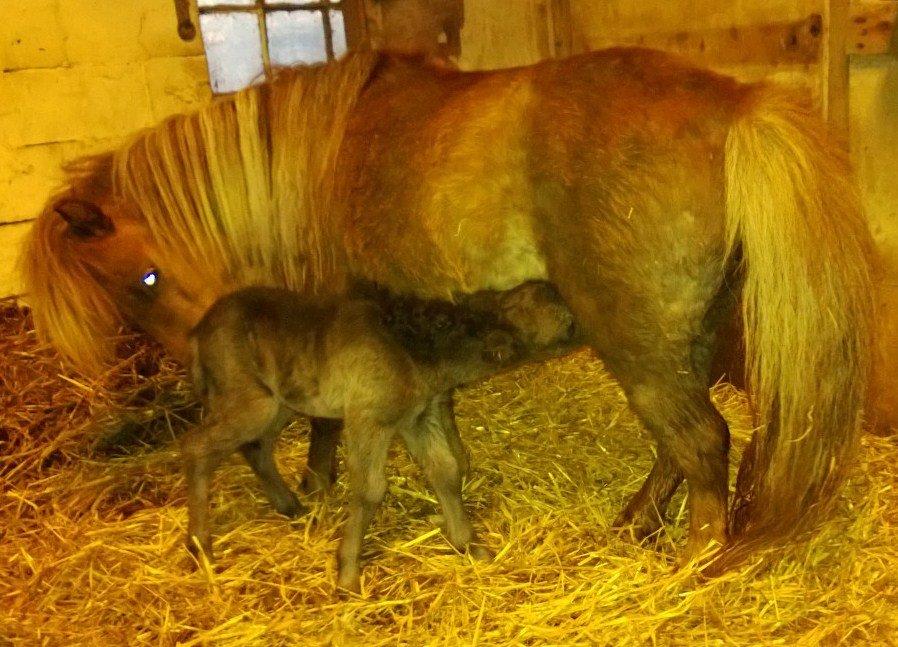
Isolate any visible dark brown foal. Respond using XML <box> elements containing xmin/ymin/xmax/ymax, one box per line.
<box><xmin>182</xmin><ymin>281</ymin><xmax>576</xmax><ymax>593</ymax></box>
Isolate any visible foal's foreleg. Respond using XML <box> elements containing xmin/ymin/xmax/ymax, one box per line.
<box><xmin>336</xmin><ymin>418</ymin><xmax>394</xmax><ymax>594</ymax></box>
<box><xmin>430</xmin><ymin>391</ymin><xmax>469</xmax><ymax>478</ymax></box>
<box><xmin>301</xmin><ymin>417</ymin><xmax>343</xmax><ymax>495</ymax></box>
<box><xmin>401</xmin><ymin>394</ymin><xmax>489</xmax><ymax>560</ymax></box>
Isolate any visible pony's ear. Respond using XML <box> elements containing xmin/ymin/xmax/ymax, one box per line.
<box><xmin>54</xmin><ymin>199</ymin><xmax>114</xmax><ymax>238</ymax></box>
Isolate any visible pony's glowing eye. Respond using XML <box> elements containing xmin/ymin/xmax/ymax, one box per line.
<box><xmin>141</xmin><ymin>269</ymin><xmax>159</xmax><ymax>288</ymax></box>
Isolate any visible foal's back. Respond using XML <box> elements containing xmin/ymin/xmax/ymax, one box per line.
<box><xmin>190</xmin><ymin>287</ymin><xmax>419</xmax><ymax>418</ymax></box>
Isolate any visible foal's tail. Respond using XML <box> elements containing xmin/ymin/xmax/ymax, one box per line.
<box><xmin>715</xmin><ymin>86</ymin><xmax>875</xmax><ymax>570</ymax></box>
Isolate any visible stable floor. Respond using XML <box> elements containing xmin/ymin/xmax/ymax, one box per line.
<box><xmin>1</xmin><ymin>300</ymin><xmax>896</xmax><ymax>646</ymax></box>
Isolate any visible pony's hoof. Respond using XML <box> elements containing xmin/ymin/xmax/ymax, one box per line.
<box><xmin>612</xmin><ymin>512</ymin><xmax>664</xmax><ymax>545</ymax></box>
<box><xmin>677</xmin><ymin>536</ymin><xmax>727</xmax><ymax>574</ymax></box>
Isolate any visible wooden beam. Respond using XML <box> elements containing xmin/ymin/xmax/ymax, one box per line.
<box><xmin>848</xmin><ymin>0</ymin><xmax>898</xmax><ymax>54</ymax></box>
<box><xmin>342</xmin><ymin>0</ymin><xmax>372</xmax><ymax>50</ymax></box>
<box><xmin>579</xmin><ymin>14</ymin><xmax>824</xmax><ymax>68</ymax></box>
<box><xmin>548</xmin><ymin>0</ymin><xmax>574</xmax><ymax>58</ymax></box>
<box><xmin>824</xmin><ymin>0</ymin><xmax>851</xmax><ymax>133</ymax></box>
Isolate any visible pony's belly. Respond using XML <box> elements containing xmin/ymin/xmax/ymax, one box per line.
<box><xmin>349</xmin><ymin>223</ymin><xmax>549</xmax><ymax>297</ymax></box>
<box><xmin>466</xmin><ymin>206</ymin><xmax>550</xmax><ymax>291</ymax></box>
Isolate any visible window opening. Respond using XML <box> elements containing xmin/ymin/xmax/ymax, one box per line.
<box><xmin>197</xmin><ymin>1</ymin><xmax>348</xmax><ymax>93</ymax></box>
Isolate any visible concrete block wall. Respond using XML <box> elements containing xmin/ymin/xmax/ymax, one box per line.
<box><xmin>0</xmin><ymin>0</ymin><xmax>212</xmax><ymax>296</ymax></box>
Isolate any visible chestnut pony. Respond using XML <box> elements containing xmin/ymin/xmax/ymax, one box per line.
<box><xmin>24</xmin><ymin>48</ymin><xmax>874</xmax><ymax>571</ymax></box>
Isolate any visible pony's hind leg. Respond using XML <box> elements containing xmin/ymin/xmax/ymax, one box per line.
<box><xmin>618</xmin><ymin>373</ymin><xmax>730</xmax><ymax>561</ymax></box>
<box><xmin>336</xmin><ymin>417</ymin><xmax>395</xmax><ymax>594</ymax></box>
<box><xmin>400</xmin><ymin>394</ymin><xmax>488</xmax><ymax>559</ymax></box>
<box><xmin>181</xmin><ymin>394</ymin><xmax>284</xmax><ymax>559</ymax></box>
<box><xmin>301</xmin><ymin>417</ymin><xmax>343</xmax><ymax>496</ymax></box>
<box><xmin>613</xmin><ymin>447</ymin><xmax>684</xmax><ymax>542</ymax></box>
<box><xmin>614</xmin><ymin>290</ymin><xmax>736</xmax><ymax>545</ymax></box>
<box><xmin>545</xmin><ymin>245</ymin><xmax>731</xmax><ymax>561</ymax></box>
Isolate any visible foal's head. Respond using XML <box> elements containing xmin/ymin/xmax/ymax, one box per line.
<box><xmin>464</xmin><ymin>281</ymin><xmax>576</xmax><ymax>351</ymax></box>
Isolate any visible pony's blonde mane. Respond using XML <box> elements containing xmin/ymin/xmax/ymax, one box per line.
<box><xmin>115</xmin><ymin>49</ymin><xmax>382</xmax><ymax>291</ymax></box>
<box><xmin>23</xmin><ymin>51</ymin><xmax>382</xmax><ymax>372</ymax></box>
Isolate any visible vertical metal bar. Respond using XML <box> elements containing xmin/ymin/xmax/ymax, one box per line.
<box><xmin>256</xmin><ymin>0</ymin><xmax>273</xmax><ymax>77</ymax></box>
<box><xmin>321</xmin><ymin>7</ymin><xmax>335</xmax><ymax>60</ymax></box>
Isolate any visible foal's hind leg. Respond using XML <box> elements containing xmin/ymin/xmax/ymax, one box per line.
<box><xmin>240</xmin><ymin>430</ymin><xmax>305</xmax><ymax>518</ymax></box>
<box><xmin>181</xmin><ymin>395</ymin><xmax>288</xmax><ymax>559</ymax></box>
<box><xmin>336</xmin><ymin>417</ymin><xmax>395</xmax><ymax>594</ymax></box>
<box><xmin>400</xmin><ymin>394</ymin><xmax>488</xmax><ymax>559</ymax></box>
<box><xmin>301</xmin><ymin>417</ymin><xmax>343</xmax><ymax>496</ymax></box>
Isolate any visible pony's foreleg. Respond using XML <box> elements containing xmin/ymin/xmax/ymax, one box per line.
<box><xmin>613</xmin><ymin>447</ymin><xmax>684</xmax><ymax>541</ymax></box>
<box><xmin>301</xmin><ymin>417</ymin><xmax>343</xmax><ymax>495</ymax></box>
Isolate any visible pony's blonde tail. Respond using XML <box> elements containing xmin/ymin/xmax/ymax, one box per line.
<box><xmin>716</xmin><ymin>86</ymin><xmax>875</xmax><ymax>569</ymax></box>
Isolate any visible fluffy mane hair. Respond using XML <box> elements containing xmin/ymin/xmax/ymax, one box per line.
<box><xmin>23</xmin><ymin>51</ymin><xmax>383</xmax><ymax>372</ymax></box>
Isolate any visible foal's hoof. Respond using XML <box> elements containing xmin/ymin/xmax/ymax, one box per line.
<box><xmin>185</xmin><ymin>534</ymin><xmax>214</xmax><ymax>566</ymax></box>
<box><xmin>467</xmin><ymin>544</ymin><xmax>493</xmax><ymax>562</ymax></box>
<box><xmin>335</xmin><ymin>573</ymin><xmax>362</xmax><ymax>598</ymax></box>
<box><xmin>274</xmin><ymin>491</ymin><xmax>307</xmax><ymax>518</ymax></box>
<box><xmin>299</xmin><ymin>470</ymin><xmax>334</xmax><ymax>498</ymax></box>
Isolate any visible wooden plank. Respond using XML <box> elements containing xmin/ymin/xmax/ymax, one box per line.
<box><xmin>849</xmin><ymin>0</ymin><xmax>898</xmax><ymax>54</ymax></box>
<box><xmin>548</xmin><ymin>0</ymin><xmax>574</xmax><ymax>58</ymax></box>
<box><xmin>0</xmin><ymin>221</ymin><xmax>30</xmax><ymax>298</ymax></box>
<box><xmin>533</xmin><ymin>0</ymin><xmax>553</xmax><ymax>60</ymax></box>
<box><xmin>457</xmin><ymin>0</ymin><xmax>544</xmax><ymax>69</ymax></box>
<box><xmin>577</xmin><ymin>14</ymin><xmax>824</xmax><ymax>67</ymax></box>
<box><xmin>824</xmin><ymin>0</ymin><xmax>851</xmax><ymax>132</ymax></box>
<box><xmin>364</xmin><ymin>0</ymin><xmax>464</xmax><ymax>59</ymax></box>
<box><xmin>342</xmin><ymin>0</ymin><xmax>372</xmax><ymax>50</ymax></box>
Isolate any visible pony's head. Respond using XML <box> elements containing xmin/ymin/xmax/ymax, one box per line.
<box><xmin>24</xmin><ymin>155</ymin><xmax>221</xmax><ymax>372</ymax></box>
<box><xmin>23</xmin><ymin>51</ymin><xmax>382</xmax><ymax>374</ymax></box>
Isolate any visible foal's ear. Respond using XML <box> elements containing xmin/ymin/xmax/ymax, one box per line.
<box><xmin>54</xmin><ymin>199</ymin><xmax>114</xmax><ymax>238</ymax></box>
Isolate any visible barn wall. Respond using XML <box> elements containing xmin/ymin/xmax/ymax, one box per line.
<box><xmin>854</xmin><ymin>56</ymin><xmax>898</xmax><ymax>431</ymax></box>
<box><xmin>0</xmin><ymin>0</ymin><xmax>211</xmax><ymax>295</ymax></box>
<box><xmin>458</xmin><ymin>0</ymin><xmax>547</xmax><ymax>70</ymax></box>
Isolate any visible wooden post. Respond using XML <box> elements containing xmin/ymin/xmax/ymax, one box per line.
<box><xmin>824</xmin><ymin>0</ymin><xmax>851</xmax><ymax>133</ymax></box>
<box><xmin>342</xmin><ymin>0</ymin><xmax>373</xmax><ymax>50</ymax></box>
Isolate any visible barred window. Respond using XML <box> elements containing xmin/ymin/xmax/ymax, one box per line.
<box><xmin>197</xmin><ymin>1</ymin><xmax>349</xmax><ymax>94</ymax></box>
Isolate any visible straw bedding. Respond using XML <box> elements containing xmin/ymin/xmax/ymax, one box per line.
<box><xmin>1</xmin><ymin>297</ymin><xmax>896</xmax><ymax>646</ymax></box>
